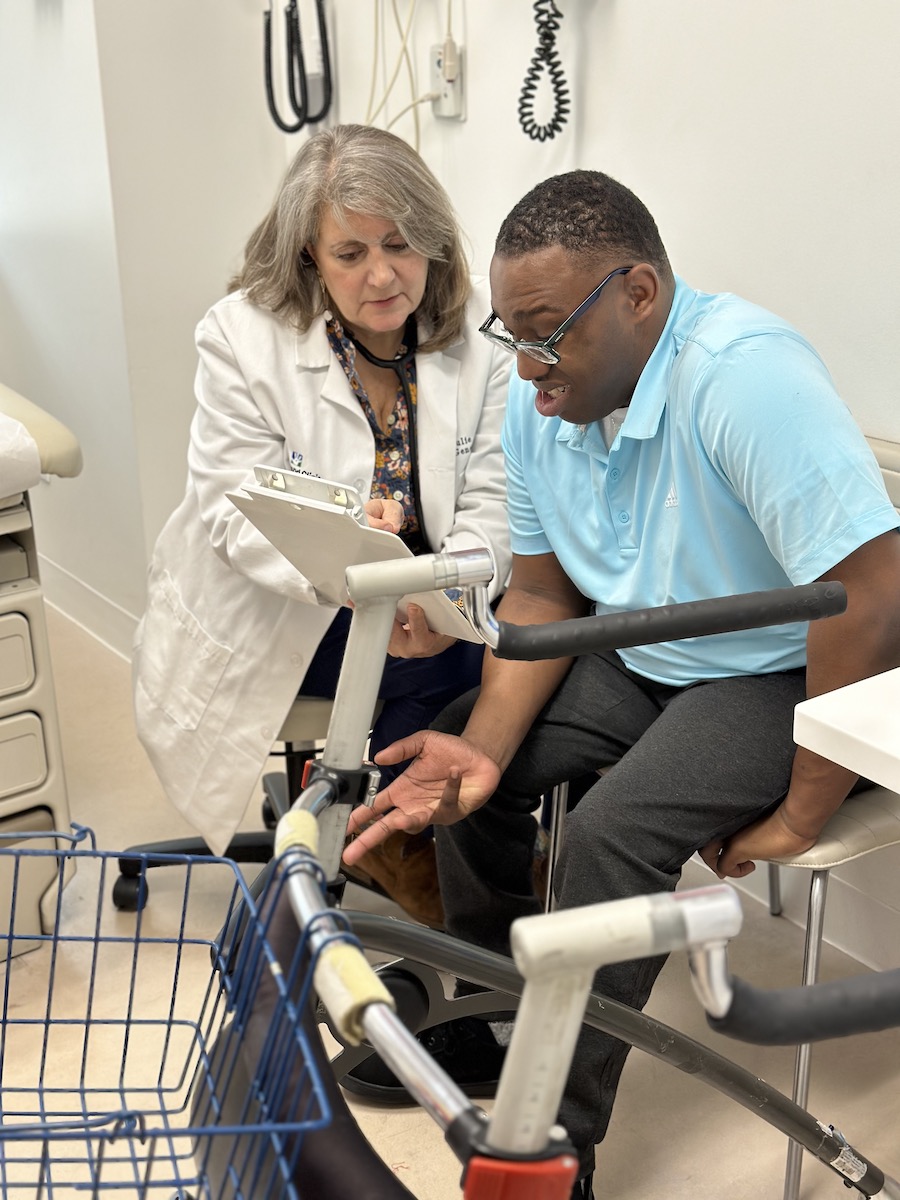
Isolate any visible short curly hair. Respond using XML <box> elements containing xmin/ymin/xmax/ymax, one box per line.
<box><xmin>495</xmin><ymin>170</ymin><xmax>672</xmax><ymax>280</ymax></box>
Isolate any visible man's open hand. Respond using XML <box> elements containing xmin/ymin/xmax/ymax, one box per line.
<box><xmin>342</xmin><ymin>730</ymin><xmax>500</xmax><ymax>865</ymax></box>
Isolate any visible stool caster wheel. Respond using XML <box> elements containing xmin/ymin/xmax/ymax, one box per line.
<box><xmin>262</xmin><ymin>795</ymin><xmax>277</xmax><ymax>829</ymax></box>
<box><xmin>112</xmin><ymin>873</ymin><xmax>149</xmax><ymax>912</ymax></box>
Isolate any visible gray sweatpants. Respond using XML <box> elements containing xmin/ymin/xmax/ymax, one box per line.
<box><xmin>431</xmin><ymin>649</ymin><xmax>806</xmax><ymax>1174</ymax></box>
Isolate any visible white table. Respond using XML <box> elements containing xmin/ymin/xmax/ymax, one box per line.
<box><xmin>793</xmin><ymin>666</ymin><xmax>900</xmax><ymax>790</ymax></box>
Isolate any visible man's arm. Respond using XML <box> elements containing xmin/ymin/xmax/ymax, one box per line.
<box><xmin>342</xmin><ymin>551</ymin><xmax>590</xmax><ymax>863</ymax></box>
<box><xmin>458</xmin><ymin>550</ymin><xmax>591</xmax><ymax>770</ymax></box>
<box><xmin>703</xmin><ymin>529</ymin><xmax>900</xmax><ymax>878</ymax></box>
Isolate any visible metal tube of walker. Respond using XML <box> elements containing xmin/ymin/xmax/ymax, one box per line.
<box><xmin>325</xmin><ymin>548</ymin><xmax>495</xmax><ymax>768</ymax></box>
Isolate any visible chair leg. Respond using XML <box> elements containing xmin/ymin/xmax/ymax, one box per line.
<box><xmin>285</xmin><ymin>741</ymin><xmax>319</xmax><ymax>807</ymax></box>
<box><xmin>783</xmin><ymin>868</ymin><xmax>830</xmax><ymax>1200</ymax></box>
<box><xmin>768</xmin><ymin>861</ymin><xmax>783</xmax><ymax>916</ymax></box>
<box><xmin>543</xmin><ymin>781</ymin><xmax>569</xmax><ymax>914</ymax></box>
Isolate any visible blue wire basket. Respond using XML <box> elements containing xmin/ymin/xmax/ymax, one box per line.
<box><xmin>0</xmin><ymin>827</ymin><xmax>331</xmax><ymax>1198</ymax></box>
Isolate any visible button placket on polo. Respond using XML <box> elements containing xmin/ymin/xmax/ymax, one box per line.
<box><xmin>606</xmin><ymin>446</ymin><xmax>637</xmax><ymax>551</ymax></box>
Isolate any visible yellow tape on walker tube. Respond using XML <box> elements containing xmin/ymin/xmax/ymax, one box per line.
<box><xmin>274</xmin><ymin>809</ymin><xmax>319</xmax><ymax>858</ymax></box>
<box><xmin>314</xmin><ymin>943</ymin><xmax>396</xmax><ymax>1044</ymax></box>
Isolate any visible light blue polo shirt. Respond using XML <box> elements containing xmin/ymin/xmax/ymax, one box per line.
<box><xmin>501</xmin><ymin>278</ymin><xmax>898</xmax><ymax>685</ymax></box>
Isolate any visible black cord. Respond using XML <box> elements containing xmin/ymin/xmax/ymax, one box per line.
<box><xmin>518</xmin><ymin>0</ymin><xmax>571</xmax><ymax>142</ymax></box>
<box><xmin>264</xmin><ymin>5</ymin><xmax>304</xmax><ymax>132</ymax></box>
<box><xmin>264</xmin><ymin>0</ymin><xmax>333</xmax><ymax>133</ymax></box>
<box><xmin>285</xmin><ymin>0</ymin><xmax>310</xmax><ymax>123</ymax></box>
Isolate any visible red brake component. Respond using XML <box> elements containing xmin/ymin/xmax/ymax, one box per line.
<box><xmin>462</xmin><ymin>1153</ymin><xmax>579</xmax><ymax>1200</ymax></box>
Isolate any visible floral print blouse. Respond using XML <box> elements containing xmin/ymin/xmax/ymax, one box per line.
<box><xmin>326</xmin><ymin>316</ymin><xmax>427</xmax><ymax>554</ymax></box>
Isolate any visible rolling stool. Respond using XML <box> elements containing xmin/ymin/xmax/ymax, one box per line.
<box><xmin>766</xmin><ymin>785</ymin><xmax>900</xmax><ymax>1200</ymax></box>
<box><xmin>260</xmin><ymin>695</ymin><xmax>342</xmax><ymax>827</ymax></box>
<box><xmin>114</xmin><ymin>695</ymin><xmax>366</xmax><ymax>910</ymax></box>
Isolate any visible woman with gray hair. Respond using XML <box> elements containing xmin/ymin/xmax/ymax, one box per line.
<box><xmin>132</xmin><ymin>125</ymin><xmax>511</xmax><ymax>928</ymax></box>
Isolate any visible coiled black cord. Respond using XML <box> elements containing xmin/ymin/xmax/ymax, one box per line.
<box><xmin>518</xmin><ymin>0</ymin><xmax>571</xmax><ymax>142</ymax></box>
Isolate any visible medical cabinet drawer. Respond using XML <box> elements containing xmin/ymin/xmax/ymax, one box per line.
<box><xmin>0</xmin><ymin>805</ymin><xmax>56</xmax><ymax>961</ymax></box>
<box><xmin>0</xmin><ymin>612</ymin><xmax>35</xmax><ymax>699</ymax></box>
<box><xmin>0</xmin><ymin>711</ymin><xmax>47</xmax><ymax>800</ymax></box>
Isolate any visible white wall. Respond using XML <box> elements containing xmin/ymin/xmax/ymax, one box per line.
<box><xmin>5</xmin><ymin>0</ymin><xmax>898</xmax><ymax>641</ymax></box>
<box><xmin>332</xmin><ymin>0</ymin><xmax>900</xmax><ymax>444</ymax></box>
<box><xmin>0</xmin><ymin>1</ymin><xmax>143</xmax><ymax>652</ymax></box>
<box><xmin>0</xmin><ymin>0</ymin><xmax>291</xmax><ymax>652</ymax></box>
<box><xmin>1</xmin><ymin>0</ymin><xmax>898</xmax><ymax>968</ymax></box>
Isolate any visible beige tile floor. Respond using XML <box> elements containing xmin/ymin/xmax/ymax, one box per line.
<box><xmin>20</xmin><ymin>607</ymin><xmax>900</xmax><ymax>1199</ymax></box>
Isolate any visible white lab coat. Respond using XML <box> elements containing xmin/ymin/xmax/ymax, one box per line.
<box><xmin>133</xmin><ymin>279</ymin><xmax>512</xmax><ymax>854</ymax></box>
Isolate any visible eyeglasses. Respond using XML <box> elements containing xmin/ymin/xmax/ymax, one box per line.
<box><xmin>479</xmin><ymin>266</ymin><xmax>633</xmax><ymax>365</ymax></box>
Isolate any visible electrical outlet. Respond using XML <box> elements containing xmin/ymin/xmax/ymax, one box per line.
<box><xmin>430</xmin><ymin>43</ymin><xmax>465</xmax><ymax>121</ymax></box>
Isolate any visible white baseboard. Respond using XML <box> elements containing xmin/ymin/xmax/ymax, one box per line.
<box><xmin>38</xmin><ymin>555</ymin><xmax>136</xmax><ymax>662</ymax></box>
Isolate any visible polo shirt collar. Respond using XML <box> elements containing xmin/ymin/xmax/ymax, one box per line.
<box><xmin>558</xmin><ymin>276</ymin><xmax>697</xmax><ymax>449</ymax></box>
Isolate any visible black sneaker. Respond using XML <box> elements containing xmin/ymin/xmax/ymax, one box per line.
<box><xmin>340</xmin><ymin>1015</ymin><xmax>507</xmax><ymax>1105</ymax></box>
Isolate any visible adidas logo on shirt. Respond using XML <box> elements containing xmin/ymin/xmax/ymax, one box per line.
<box><xmin>664</xmin><ymin>484</ymin><xmax>679</xmax><ymax>509</ymax></box>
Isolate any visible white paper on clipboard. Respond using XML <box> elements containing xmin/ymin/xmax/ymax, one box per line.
<box><xmin>227</xmin><ymin>483</ymin><xmax>483</xmax><ymax>643</ymax></box>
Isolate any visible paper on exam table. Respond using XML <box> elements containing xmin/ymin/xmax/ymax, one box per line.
<box><xmin>0</xmin><ymin>411</ymin><xmax>41</xmax><ymax>498</ymax></box>
<box><xmin>227</xmin><ymin>484</ymin><xmax>483</xmax><ymax>643</ymax></box>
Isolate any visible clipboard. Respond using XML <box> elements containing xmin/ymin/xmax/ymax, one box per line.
<box><xmin>228</xmin><ymin>474</ymin><xmax>483</xmax><ymax>643</ymax></box>
<box><xmin>250</xmin><ymin>467</ymin><xmax>368</xmax><ymax>522</ymax></box>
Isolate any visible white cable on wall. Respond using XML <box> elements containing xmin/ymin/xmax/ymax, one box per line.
<box><xmin>362</xmin><ymin>0</ymin><xmax>461</xmax><ymax>150</ymax></box>
<box><xmin>365</xmin><ymin>0</ymin><xmax>418</xmax><ymax>127</ymax></box>
<box><xmin>394</xmin><ymin>0</ymin><xmax>420</xmax><ymax>147</ymax></box>
<box><xmin>364</xmin><ymin>1</ymin><xmax>382</xmax><ymax>127</ymax></box>
<box><xmin>385</xmin><ymin>92</ymin><xmax>438</xmax><ymax>132</ymax></box>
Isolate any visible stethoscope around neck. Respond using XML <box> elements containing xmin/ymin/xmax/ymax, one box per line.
<box><xmin>347</xmin><ymin>317</ymin><xmax>431</xmax><ymax>554</ymax></box>
<box><xmin>348</xmin><ymin>318</ymin><xmax>417</xmax><ymax>374</ymax></box>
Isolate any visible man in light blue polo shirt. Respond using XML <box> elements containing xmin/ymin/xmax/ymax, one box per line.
<box><xmin>502</xmin><ymin>275</ymin><xmax>893</xmax><ymax>685</ymax></box>
<box><xmin>342</xmin><ymin>170</ymin><xmax>900</xmax><ymax>1197</ymax></box>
